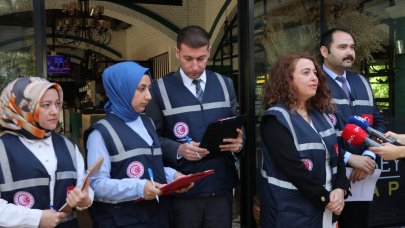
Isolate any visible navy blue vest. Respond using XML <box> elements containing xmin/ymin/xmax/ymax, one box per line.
<box><xmin>0</xmin><ymin>133</ymin><xmax>78</xmax><ymax>226</ymax></box>
<box><xmin>260</xmin><ymin>104</ymin><xmax>339</xmax><ymax>227</ymax></box>
<box><xmin>151</xmin><ymin>70</ymin><xmax>239</xmax><ymax>197</ymax></box>
<box><xmin>87</xmin><ymin>114</ymin><xmax>170</xmax><ymax>227</ymax></box>
<box><xmin>326</xmin><ymin>71</ymin><xmax>377</xmax><ymax>155</ymax></box>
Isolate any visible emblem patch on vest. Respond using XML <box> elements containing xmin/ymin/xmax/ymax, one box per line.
<box><xmin>327</xmin><ymin>113</ymin><xmax>337</xmax><ymax>126</ymax></box>
<box><xmin>13</xmin><ymin>191</ymin><xmax>35</xmax><ymax>208</ymax></box>
<box><xmin>173</xmin><ymin>122</ymin><xmax>189</xmax><ymax>138</ymax></box>
<box><xmin>301</xmin><ymin>159</ymin><xmax>313</xmax><ymax>171</ymax></box>
<box><xmin>127</xmin><ymin>161</ymin><xmax>144</xmax><ymax>178</ymax></box>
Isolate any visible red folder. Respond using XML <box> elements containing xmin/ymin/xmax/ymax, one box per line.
<box><xmin>160</xmin><ymin>169</ymin><xmax>215</xmax><ymax>195</ymax></box>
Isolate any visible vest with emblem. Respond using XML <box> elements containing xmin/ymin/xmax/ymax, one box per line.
<box><xmin>326</xmin><ymin>71</ymin><xmax>376</xmax><ymax>155</ymax></box>
<box><xmin>0</xmin><ymin>133</ymin><xmax>78</xmax><ymax>226</ymax></box>
<box><xmin>86</xmin><ymin>114</ymin><xmax>169</xmax><ymax>227</ymax></box>
<box><xmin>150</xmin><ymin>70</ymin><xmax>239</xmax><ymax>197</ymax></box>
<box><xmin>260</xmin><ymin>104</ymin><xmax>339</xmax><ymax>228</ymax></box>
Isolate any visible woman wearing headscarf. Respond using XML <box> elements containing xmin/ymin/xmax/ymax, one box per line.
<box><xmin>0</xmin><ymin>77</ymin><xmax>93</xmax><ymax>228</ymax></box>
<box><xmin>85</xmin><ymin>62</ymin><xmax>191</xmax><ymax>228</ymax></box>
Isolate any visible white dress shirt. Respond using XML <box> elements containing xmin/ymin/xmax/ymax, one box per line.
<box><xmin>179</xmin><ymin>68</ymin><xmax>207</xmax><ymax>97</ymax></box>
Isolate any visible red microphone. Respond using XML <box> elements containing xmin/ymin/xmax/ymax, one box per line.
<box><xmin>341</xmin><ymin>124</ymin><xmax>380</xmax><ymax>147</ymax></box>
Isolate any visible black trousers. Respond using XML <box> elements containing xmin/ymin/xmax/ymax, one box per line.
<box><xmin>338</xmin><ymin>201</ymin><xmax>370</xmax><ymax>228</ymax></box>
<box><xmin>57</xmin><ymin>218</ymin><xmax>79</xmax><ymax>228</ymax></box>
<box><xmin>171</xmin><ymin>191</ymin><xmax>233</xmax><ymax>228</ymax></box>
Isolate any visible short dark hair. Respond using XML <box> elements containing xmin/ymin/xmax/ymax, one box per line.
<box><xmin>320</xmin><ymin>28</ymin><xmax>355</xmax><ymax>49</ymax></box>
<box><xmin>177</xmin><ymin>25</ymin><xmax>210</xmax><ymax>49</ymax></box>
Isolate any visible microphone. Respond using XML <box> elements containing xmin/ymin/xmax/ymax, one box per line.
<box><xmin>341</xmin><ymin>124</ymin><xmax>381</xmax><ymax>147</ymax></box>
<box><xmin>347</xmin><ymin>116</ymin><xmax>402</xmax><ymax>146</ymax></box>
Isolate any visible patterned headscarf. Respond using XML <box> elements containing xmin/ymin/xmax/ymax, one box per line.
<box><xmin>0</xmin><ymin>77</ymin><xmax>63</xmax><ymax>139</ymax></box>
<box><xmin>103</xmin><ymin>61</ymin><xmax>150</xmax><ymax>122</ymax></box>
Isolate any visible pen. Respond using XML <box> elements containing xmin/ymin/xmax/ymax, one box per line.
<box><xmin>185</xmin><ymin>136</ymin><xmax>201</xmax><ymax>159</ymax></box>
<box><xmin>218</xmin><ymin>116</ymin><xmax>236</xmax><ymax>121</ymax></box>
<box><xmin>147</xmin><ymin>168</ymin><xmax>160</xmax><ymax>203</ymax></box>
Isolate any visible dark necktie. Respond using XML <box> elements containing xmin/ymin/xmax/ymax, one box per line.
<box><xmin>335</xmin><ymin>76</ymin><xmax>351</xmax><ymax>100</ymax></box>
<box><xmin>192</xmin><ymin>79</ymin><xmax>204</xmax><ymax>102</ymax></box>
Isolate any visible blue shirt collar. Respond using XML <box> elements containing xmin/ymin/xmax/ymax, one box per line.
<box><xmin>322</xmin><ymin>64</ymin><xmax>347</xmax><ymax>80</ymax></box>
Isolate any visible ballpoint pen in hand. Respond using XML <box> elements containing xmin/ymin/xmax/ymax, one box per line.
<box><xmin>185</xmin><ymin>136</ymin><xmax>201</xmax><ymax>159</ymax></box>
<box><xmin>147</xmin><ymin>168</ymin><xmax>160</xmax><ymax>203</ymax></box>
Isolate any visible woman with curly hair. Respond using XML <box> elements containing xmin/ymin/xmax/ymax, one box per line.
<box><xmin>259</xmin><ymin>53</ymin><xmax>350</xmax><ymax>228</ymax></box>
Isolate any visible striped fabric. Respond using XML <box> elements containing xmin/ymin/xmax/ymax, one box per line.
<box><xmin>192</xmin><ymin>79</ymin><xmax>204</xmax><ymax>102</ymax></box>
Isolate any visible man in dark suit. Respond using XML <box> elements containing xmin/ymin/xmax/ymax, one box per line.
<box><xmin>320</xmin><ymin>28</ymin><xmax>387</xmax><ymax>228</ymax></box>
<box><xmin>146</xmin><ymin>25</ymin><xmax>243</xmax><ymax>228</ymax></box>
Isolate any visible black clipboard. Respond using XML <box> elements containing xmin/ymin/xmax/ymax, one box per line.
<box><xmin>199</xmin><ymin>115</ymin><xmax>246</xmax><ymax>157</ymax></box>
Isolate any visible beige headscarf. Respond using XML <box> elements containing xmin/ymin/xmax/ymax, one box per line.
<box><xmin>0</xmin><ymin>77</ymin><xmax>63</xmax><ymax>139</ymax></box>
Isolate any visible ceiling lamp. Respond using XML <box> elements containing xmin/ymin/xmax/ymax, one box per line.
<box><xmin>55</xmin><ymin>0</ymin><xmax>111</xmax><ymax>47</ymax></box>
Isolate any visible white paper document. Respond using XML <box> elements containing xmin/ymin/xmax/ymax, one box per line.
<box><xmin>345</xmin><ymin>168</ymin><xmax>381</xmax><ymax>202</ymax></box>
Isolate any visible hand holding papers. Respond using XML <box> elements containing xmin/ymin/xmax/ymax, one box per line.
<box><xmin>345</xmin><ymin>167</ymin><xmax>381</xmax><ymax>202</ymax></box>
<box><xmin>133</xmin><ymin>170</ymin><xmax>214</xmax><ymax>203</ymax></box>
<box><xmin>59</xmin><ymin>157</ymin><xmax>104</xmax><ymax>212</ymax></box>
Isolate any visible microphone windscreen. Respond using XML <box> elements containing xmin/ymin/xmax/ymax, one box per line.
<box><xmin>341</xmin><ymin>124</ymin><xmax>368</xmax><ymax>146</ymax></box>
<box><xmin>347</xmin><ymin>116</ymin><xmax>370</xmax><ymax>131</ymax></box>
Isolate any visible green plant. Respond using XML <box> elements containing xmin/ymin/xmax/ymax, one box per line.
<box><xmin>0</xmin><ymin>52</ymin><xmax>35</xmax><ymax>90</ymax></box>
<box><xmin>257</xmin><ymin>0</ymin><xmax>384</xmax><ymax>68</ymax></box>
